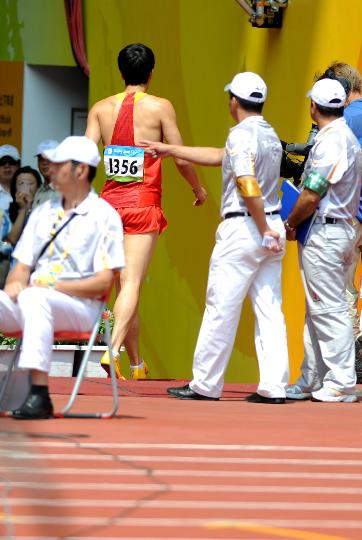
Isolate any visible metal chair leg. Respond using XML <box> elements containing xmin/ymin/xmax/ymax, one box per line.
<box><xmin>0</xmin><ymin>341</ymin><xmax>21</xmax><ymax>411</ymax></box>
<box><xmin>57</xmin><ymin>306</ymin><xmax>120</xmax><ymax>419</ymax></box>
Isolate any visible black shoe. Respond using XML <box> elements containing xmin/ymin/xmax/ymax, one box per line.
<box><xmin>12</xmin><ymin>393</ymin><xmax>54</xmax><ymax>419</ymax></box>
<box><xmin>246</xmin><ymin>392</ymin><xmax>286</xmax><ymax>404</ymax></box>
<box><xmin>167</xmin><ymin>384</ymin><xmax>219</xmax><ymax>401</ymax></box>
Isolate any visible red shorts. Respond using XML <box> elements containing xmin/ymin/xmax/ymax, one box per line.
<box><xmin>117</xmin><ymin>206</ymin><xmax>168</xmax><ymax>235</ymax></box>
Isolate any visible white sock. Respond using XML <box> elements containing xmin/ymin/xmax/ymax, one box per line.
<box><xmin>130</xmin><ymin>361</ymin><xmax>144</xmax><ymax>370</ymax></box>
<box><xmin>112</xmin><ymin>349</ymin><xmax>119</xmax><ymax>359</ymax></box>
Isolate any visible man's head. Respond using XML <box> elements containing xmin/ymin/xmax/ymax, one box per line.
<box><xmin>224</xmin><ymin>72</ymin><xmax>267</xmax><ymax>120</ymax></box>
<box><xmin>42</xmin><ymin>136</ymin><xmax>101</xmax><ymax>192</ymax></box>
<box><xmin>118</xmin><ymin>43</ymin><xmax>155</xmax><ymax>86</ymax></box>
<box><xmin>34</xmin><ymin>139</ymin><xmax>59</xmax><ymax>184</ymax></box>
<box><xmin>307</xmin><ymin>79</ymin><xmax>346</xmax><ymax>122</ymax></box>
<box><xmin>0</xmin><ymin>144</ymin><xmax>20</xmax><ymax>189</ymax></box>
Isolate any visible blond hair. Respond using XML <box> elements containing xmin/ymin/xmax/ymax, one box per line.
<box><xmin>328</xmin><ymin>62</ymin><xmax>362</xmax><ymax>93</ymax></box>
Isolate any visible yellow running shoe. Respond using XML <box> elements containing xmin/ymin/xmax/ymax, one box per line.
<box><xmin>130</xmin><ymin>361</ymin><xmax>149</xmax><ymax>380</ymax></box>
<box><xmin>100</xmin><ymin>350</ymin><xmax>125</xmax><ymax>380</ymax></box>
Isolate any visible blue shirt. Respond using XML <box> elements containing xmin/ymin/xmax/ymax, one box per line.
<box><xmin>344</xmin><ymin>99</ymin><xmax>362</xmax><ymax>221</ymax></box>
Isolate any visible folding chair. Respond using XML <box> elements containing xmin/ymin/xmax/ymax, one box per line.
<box><xmin>0</xmin><ymin>301</ymin><xmax>119</xmax><ymax>419</ymax></box>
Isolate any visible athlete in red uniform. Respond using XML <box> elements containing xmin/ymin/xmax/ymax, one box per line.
<box><xmin>86</xmin><ymin>44</ymin><xmax>206</xmax><ymax>379</ymax></box>
<box><xmin>100</xmin><ymin>91</ymin><xmax>167</xmax><ymax>235</ymax></box>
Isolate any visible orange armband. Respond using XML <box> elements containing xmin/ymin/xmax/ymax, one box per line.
<box><xmin>235</xmin><ymin>175</ymin><xmax>262</xmax><ymax>197</ymax></box>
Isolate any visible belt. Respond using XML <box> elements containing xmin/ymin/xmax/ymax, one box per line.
<box><xmin>224</xmin><ymin>210</ymin><xmax>279</xmax><ymax>219</ymax></box>
<box><xmin>315</xmin><ymin>216</ymin><xmax>346</xmax><ymax>224</ymax></box>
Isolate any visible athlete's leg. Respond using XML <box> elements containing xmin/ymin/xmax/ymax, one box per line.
<box><xmin>124</xmin><ymin>312</ymin><xmax>140</xmax><ymax>364</ymax></box>
<box><xmin>111</xmin><ymin>231</ymin><xmax>158</xmax><ymax>358</ymax></box>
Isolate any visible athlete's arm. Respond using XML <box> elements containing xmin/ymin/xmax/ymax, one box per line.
<box><xmin>85</xmin><ymin>104</ymin><xmax>102</xmax><ymax>144</ymax></box>
<box><xmin>158</xmin><ymin>100</ymin><xmax>208</xmax><ymax>205</ymax></box>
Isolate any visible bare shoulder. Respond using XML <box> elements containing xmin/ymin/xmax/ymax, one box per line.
<box><xmin>139</xmin><ymin>94</ymin><xmax>175</xmax><ymax>115</ymax></box>
<box><xmin>89</xmin><ymin>94</ymin><xmax>121</xmax><ymax>114</ymax></box>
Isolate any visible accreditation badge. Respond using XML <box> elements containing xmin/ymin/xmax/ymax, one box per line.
<box><xmin>104</xmin><ymin>145</ymin><xmax>144</xmax><ymax>183</ymax></box>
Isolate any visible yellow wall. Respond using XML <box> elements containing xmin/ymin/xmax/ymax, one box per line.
<box><xmin>86</xmin><ymin>0</ymin><xmax>362</xmax><ymax>380</ymax></box>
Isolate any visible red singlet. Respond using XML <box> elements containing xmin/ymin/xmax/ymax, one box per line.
<box><xmin>100</xmin><ymin>92</ymin><xmax>167</xmax><ymax>234</ymax></box>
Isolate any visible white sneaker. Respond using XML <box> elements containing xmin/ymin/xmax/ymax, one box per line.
<box><xmin>285</xmin><ymin>384</ymin><xmax>311</xmax><ymax>400</ymax></box>
<box><xmin>311</xmin><ymin>387</ymin><xmax>358</xmax><ymax>403</ymax></box>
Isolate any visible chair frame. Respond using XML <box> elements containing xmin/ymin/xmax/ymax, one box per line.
<box><xmin>0</xmin><ymin>302</ymin><xmax>120</xmax><ymax>419</ymax></box>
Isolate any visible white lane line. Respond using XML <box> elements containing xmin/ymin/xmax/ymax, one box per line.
<box><xmin>3</xmin><ymin>466</ymin><xmax>362</xmax><ymax>481</ymax></box>
<box><xmin>3</xmin><ymin>516</ymin><xmax>362</xmax><ymax>528</ymax></box>
<box><xmin>6</xmin><ymin>498</ymin><xmax>362</xmax><ymax>511</ymax></box>
<box><xmin>1</xmin><ymin>442</ymin><xmax>362</xmax><ymax>453</ymax></box>
<box><xmin>5</xmin><ymin>480</ymin><xmax>362</xmax><ymax>495</ymax></box>
<box><xmin>2</xmin><ymin>452</ymin><xmax>362</xmax><ymax>467</ymax></box>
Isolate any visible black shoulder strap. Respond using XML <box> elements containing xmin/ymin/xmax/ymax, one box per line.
<box><xmin>33</xmin><ymin>212</ymin><xmax>77</xmax><ymax>268</ymax></box>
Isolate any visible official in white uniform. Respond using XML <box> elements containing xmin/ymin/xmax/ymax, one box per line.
<box><xmin>144</xmin><ymin>72</ymin><xmax>290</xmax><ymax>403</ymax></box>
<box><xmin>284</xmin><ymin>79</ymin><xmax>362</xmax><ymax>402</ymax></box>
<box><xmin>0</xmin><ymin>136</ymin><xmax>125</xmax><ymax>418</ymax></box>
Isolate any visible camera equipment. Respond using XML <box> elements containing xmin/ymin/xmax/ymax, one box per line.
<box><xmin>280</xmin><ymin>124</ymin><xmax>318</xmax><ymax>186</ymax></box>
<box><xmin>234</xmin><ymin>0</ymin><xmax>288</xmax><ymax>28</ymax></box>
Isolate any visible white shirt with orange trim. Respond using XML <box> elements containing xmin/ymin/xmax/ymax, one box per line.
<box><xmin>221</xmin><ymin>115</ymin><xmax>282</xmax><ymax>218</ymax></box>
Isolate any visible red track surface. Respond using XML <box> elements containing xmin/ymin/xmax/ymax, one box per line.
<box><xmin>1</xmin><ymin>379</ymin><xmax>362</xmax><ymax>540</ymax></box>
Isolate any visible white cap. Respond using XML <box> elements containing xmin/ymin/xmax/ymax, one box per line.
<box><xmin>42</xmin><ymin>136</ymin><xmax>101</xmax><ymax>167</ymax></box>
<box><xmin>35</xmin><ymin>139</ymin><xmax>59</xmax><ymax>157</ymax></box>
<box><xmin>307</xmin><ymin>79</ymin><xmax>346</xmax><ymax>108</ymax></box>
<box><xmin>0</xmin><ymin>144</ymin><xmax>20</xmax><ymax>161</ymax></box>
<box><xmin>224</xmin><ymin>72</ymin><xmax>267</xmax><ymax>103</ymax></box>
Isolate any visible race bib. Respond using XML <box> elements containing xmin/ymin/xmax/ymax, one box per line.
<box><xmin>104</xmin><ymin>145</ymin><xmax>144</xmax><ymax>183</ymax></box>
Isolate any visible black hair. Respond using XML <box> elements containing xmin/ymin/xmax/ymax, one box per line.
<box><xmin>314</xmin><ymin>102</ymin><xmax>344</xmax><ymax>118</ymax></box>
<box><xmin>71</xmin><ymin>160</ymin><xmax>97</xmax><ymax>182</ymax></box>
<box><xmin>117</xmin><ymin>43</ymin><xmax>155</xmax><ymax>85</ymax></box>
<box><xmin>318</xmin><ymin>68</ymin><xmax>351</xmax><ymax>96</ymax></box>
<box><xmin>229</xmin><ymin>91</ymin><xmax>264</xmax><ymax>113</ymax></box>
<box><xmin>9</xmin><ymin>166</ymin><xmax>42</xmax><ymax>222</ymax></box>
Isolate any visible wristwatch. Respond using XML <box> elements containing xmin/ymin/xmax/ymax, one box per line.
<box><xmin>284</xmin><ymin>220</ymin><xmax>296</xmax><ymax>232</ymax></box>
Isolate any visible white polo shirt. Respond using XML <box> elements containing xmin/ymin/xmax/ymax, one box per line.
<box><xmin>301</xmin><ymin>117</ymin><xmax>362</xmax><ymax>219</ymax></box>
<box><xmin>0</xmin><ymin>184</ymin><xmax>12</xmax><ymax>211</ymax></box>
<box><xmin>221</xmin><ymin>115</ymin><xmax>282</xmax><ymax>217</ymax></box>
<box><xmin>13</xmin><ymin>190</ymin><xmax>125</xmax><ymax>306</ymax></box>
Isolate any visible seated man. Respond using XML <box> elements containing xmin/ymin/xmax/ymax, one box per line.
<box><xmin>0</xmin><ymin>136</ymin><xmax>125</xmax><ymax>419</ymax></box>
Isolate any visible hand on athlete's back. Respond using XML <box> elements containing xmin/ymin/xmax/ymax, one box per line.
<box><xmin>141</xmin><ymin>140</ymin><xmax>172</xmax><ymax>158</ymax></box>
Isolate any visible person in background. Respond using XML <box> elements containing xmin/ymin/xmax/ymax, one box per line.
<box><xmin>284</xmin><ymin>79</ymin><xmax>362</xmax><ymax>402</ymax></box>
<box><xmin>0</xmin><ymin>145</ymin><xmax>20</xmax><ymax>211</ymax></box>
<box><xmin>8</xmin><ymin>166</ymin><xmax>42</xmax><ymax>246</ymax></box>
<box><xmin>32</xmin><ymin>139</ymin><xmax>59</xmax><ymax>208</ymax></box>
<box><xmin>322</xmin><ymin>64</ymin><xmax>362</xmax><ymax>341</ymax></box>
<box><xmin>0</xmin><ymin>145</ymin><xmax>21</xmax><ymax>288</ymax></box>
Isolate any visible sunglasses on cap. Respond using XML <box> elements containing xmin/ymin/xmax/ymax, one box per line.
<box><xmin>0</xmin><ymin>157</ymin><xmax>18</xmax><ymax>166</ymax></box>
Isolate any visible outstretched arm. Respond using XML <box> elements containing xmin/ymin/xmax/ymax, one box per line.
<box><xmin>143</xmin><ymin>140</ymin><xmax>224</xmax><ymax>166</ymax></box>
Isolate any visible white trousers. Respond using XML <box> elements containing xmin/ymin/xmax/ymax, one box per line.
<box><xmin>190</xmin><ymin>215</ymin><xmax>290</xmax><ymax>399</ymax></box>
<box><xmin>295</xmin><ymin>221</ymin><xmax>356</xmax><ymax>393</ymax></box>
<box><xmin>0</xmin><ymin>288</ymin><xmax>99</xmax><ymax>373</ymax></box>
<box><xmin>345</xmin><ymin>219</ymin><xmax>362</xmax><ymax>336</ymax></box>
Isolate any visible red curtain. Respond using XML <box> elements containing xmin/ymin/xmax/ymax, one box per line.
<box><xmin>64</xmin><ymin>0</ymin><xmax>89</xmax><ymax>77</ymax></box>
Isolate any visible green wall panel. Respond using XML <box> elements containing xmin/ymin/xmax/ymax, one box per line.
<box><xmin>0</xmin><ymin>0</ymin><xmax>74</xmax><ymax>65</ymax></box>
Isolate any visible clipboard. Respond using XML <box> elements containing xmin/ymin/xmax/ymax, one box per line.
<box><xmin>280</xmin><ymin>180</ymin><xmax>316</xmax><ymax>245</ymax></box>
